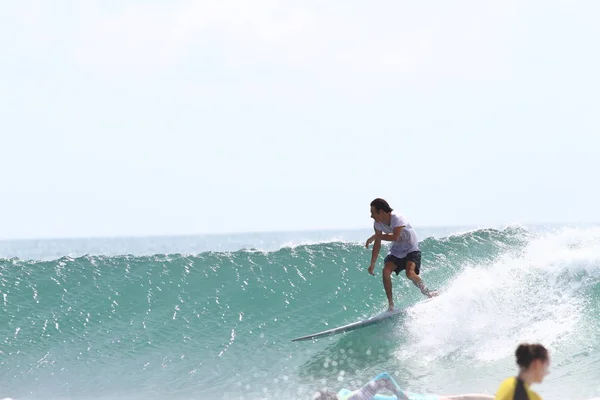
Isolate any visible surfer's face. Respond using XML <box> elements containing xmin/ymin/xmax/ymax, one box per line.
<box><xmin>532</xmin><ymin>358</ymin><xmax>550</xmax><ymax>383</ymax></box>
<box><xmin>370</xmin><ymin>206</ymin><xmax>382</xmax><ymax>222</ymax></box>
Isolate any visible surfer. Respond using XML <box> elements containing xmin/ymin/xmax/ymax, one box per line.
<box><xmin>365</xmin><ymin>198</ymin><xmax>437</xmax><ymax>311</ymax></box>
<box><xmin>494</xmin><ymin>343</ymin><xmax>549</xmax><ymax>400</ymax></box>
<box><xmin>312</xmin><ymin>372</ymin><xmax>495</xmax><ymax>400</ymax></box>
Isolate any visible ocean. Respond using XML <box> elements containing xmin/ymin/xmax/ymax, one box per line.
<box><xmin>1</xmin><ymin>224</ymin><xmax>599</xmax><ymax>400</ymax></box>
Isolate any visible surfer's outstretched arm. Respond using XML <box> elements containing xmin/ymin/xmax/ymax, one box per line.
<box><xmin>346</xmin><ymin>372</ymin><xmax>409</xmax><ymax>400</ymax></box>
<box><xmin>366</xmin><ymin>228</ymin><xmax>382</xmax><ymax>276</ymax></box>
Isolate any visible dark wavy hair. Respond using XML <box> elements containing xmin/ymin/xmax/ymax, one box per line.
<box><xmin>370</xmin><ymin>198</ymin><xmax>393</xmax><ymax>213</ymax></box>
<box><xmin>515</xmin><ymin>343</ymin><xmax>548</xmax><ymax>369</ymax></box>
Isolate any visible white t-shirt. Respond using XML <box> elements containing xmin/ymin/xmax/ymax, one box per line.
<box><xmin>373</xmin><ymin>214</ymin><xmax>419</xmax><ymax>258</ymax></box>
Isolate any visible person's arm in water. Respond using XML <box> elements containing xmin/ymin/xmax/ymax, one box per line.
<box><xmin>346</xmin><ymin>372</ymin><xmax>410</xmax><ymax>400</ymax></box>
<box><xmin>366</xmin><ymin>228</ymin><xmax>382</xmax><ymax>275</ymax></box>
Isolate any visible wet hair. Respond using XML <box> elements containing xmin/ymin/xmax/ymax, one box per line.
<box><xmin>370</xmin><ymin>198</ymin><xmax>393</xmax><ymax>213</ymax></box>
<box><xmin>515</xmin><ymin>343</ymin><xmax>548</xmax><ymax>369</ymax></box>
<box><xmin>312</xmin><ymin>389</ymin><xmax>338</xmax><ymax>400</ymax></box>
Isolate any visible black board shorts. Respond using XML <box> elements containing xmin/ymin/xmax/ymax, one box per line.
<box><xmin>384</xmin><ymin>251</ymin><xmax>421</xmax><ymax>275</ymax></box>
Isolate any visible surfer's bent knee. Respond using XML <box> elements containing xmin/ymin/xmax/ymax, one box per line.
<box><xmin>383</xmin><ymin>262</ymin><xmax>395</xmax><ymax>276</ymax></box>
<box><xmin>405</xmin><ymin>262</ymin><xmax>417</xmax><ymax>279</ymax></box>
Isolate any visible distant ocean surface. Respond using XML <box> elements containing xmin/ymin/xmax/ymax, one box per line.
<box><xmin>1</xmin><ymin>223</ymin><xmax>600</xmax><ymax>400</ymax></box>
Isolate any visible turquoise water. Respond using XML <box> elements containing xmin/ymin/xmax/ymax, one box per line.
<box><xmin>1</xmin><ymin>225</ymin><xmax>600</xmax><ymax>400</ymax></box>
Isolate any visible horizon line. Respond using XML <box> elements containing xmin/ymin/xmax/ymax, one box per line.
<box><xmin>1</xmin><ymin>220</ymin><xmax>599</xmax><ymax>243</ymax></box>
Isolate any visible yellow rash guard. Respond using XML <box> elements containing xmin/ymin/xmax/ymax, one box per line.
<box><xmin>494</xmin><ymin>377</ymin><xmax>542</xmax><ymax>400</ymax></box>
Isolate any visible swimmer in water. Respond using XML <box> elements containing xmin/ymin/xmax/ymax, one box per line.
<box><xmin>313</xmin><ymin>372</ymin><xmax>494</xmax><ymax>400</ymax></box>
<box><xmin>494</xmin><ymin>343</ymin><xmax>550</xmax><ymax>400</ymax></box>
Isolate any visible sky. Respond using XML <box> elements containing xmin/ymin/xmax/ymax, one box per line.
<box><xmin>1</xmin><ymin>0</ymin><xmax>599</xmax><ymax>239</ymax></box>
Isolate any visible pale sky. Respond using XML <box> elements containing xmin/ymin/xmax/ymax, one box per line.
<box><xmin>1</xmin><ymin>0</ymin><xmax>599</xmax><ymax>240</ymax></box>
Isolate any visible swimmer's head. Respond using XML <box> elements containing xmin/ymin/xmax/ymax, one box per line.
<box><xmin>312</xmin><ymin>389</ymin><xmax>338</xmax><ymax>400</ymax></box>
<box><xmin>515</xmin><ymin>343</ymin><xmax>550</xmax><ymax>383</ymax></box>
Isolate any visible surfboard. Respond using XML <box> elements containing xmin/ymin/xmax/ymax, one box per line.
<box><xmin>291</xmin><ymin>308</ymin><xmax>404</xmax><ymax>342</ymax></box>
<box><xmin>291</xmin><ymin>292</ymin><xmax>440</xmax><ymax>342</ymax></box>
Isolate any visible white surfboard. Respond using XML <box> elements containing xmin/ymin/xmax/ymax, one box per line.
<box><xmin>291</xmin><ymin>293</ymin><xmax>440</xmax><ymax>342</ymax></box>
<box><xmin>291</xmin><ymin>308</ymin><xmax>404</xmax><ymax>342</ymax></box>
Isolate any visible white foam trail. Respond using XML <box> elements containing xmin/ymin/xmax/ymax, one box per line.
<box><xmin>397</xmin><ymin>227</ymin><xmax>600</xmax><ymax>364</ymax></box>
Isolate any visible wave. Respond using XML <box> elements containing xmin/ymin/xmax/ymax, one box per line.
<box><xmin>1</xmin><ymin>226</ymin><xmax>600</xmax><ymax>399</ymax></box>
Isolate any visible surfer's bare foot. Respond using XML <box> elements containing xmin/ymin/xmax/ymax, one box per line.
<box><xmin>427</xmin><ymin>290</ymin><xmax>439</xmax><ymax>298</ymax></box>
<box><xmin>387</xmin><ymin>302</ymin><xmax>394</xmax><ymax>311</ymax></box>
